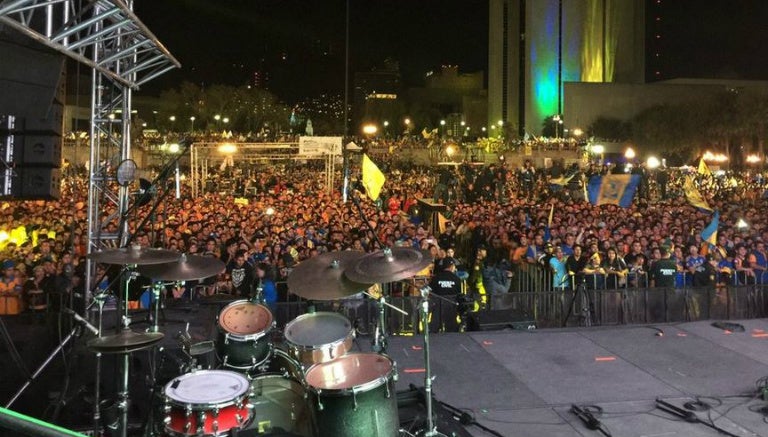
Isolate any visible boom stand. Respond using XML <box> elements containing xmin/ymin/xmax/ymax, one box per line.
<box><xmin>418</xmin><ymin>286</ymin><xmax>447</xmax><ymax>437</ymax></box>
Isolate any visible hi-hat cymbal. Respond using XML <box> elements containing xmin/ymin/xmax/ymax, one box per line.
<box><xmin>345</xmin><ymin>247</ymin><xmax>432</xmax><ymax>284</ymax></box>
<box><xmin>88</xmin><ymin>246</ymin><xmax>180</xmax><ymax>266</ymax></box>
<box><xmin>287</xmin><ymin>251</ymin><xmax>369</xmax><ymax>300</ymax></box>
<box><xmin>137</xmin><ymin>254</ymin><xmax>225</xmax><ymax>281</ymax></box>
<box><xmin>87</xmin><ymin>329</ymin><xmax>164</xmax><ymax>354</ymax></box>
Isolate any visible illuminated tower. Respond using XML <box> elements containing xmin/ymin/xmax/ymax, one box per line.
<box><xmin>489</xmin><ymin>0</ymin><xmax>645</xmax><ymax>136</ymax></box>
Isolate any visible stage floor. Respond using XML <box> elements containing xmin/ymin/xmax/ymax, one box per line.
<box><xmin>2</xmin><ymin>306</ymin><xmax>768</xmax><ymax>436</ymax></box>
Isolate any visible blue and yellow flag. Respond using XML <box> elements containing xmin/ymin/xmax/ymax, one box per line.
<box><xmin>683</xmin><ymin>175</ymin><xmax>712</xmax><ymax>212</ymax></box>
<box><xmin>701</xmin><ymin>210</ymin><xmax>719</xmax><ymax>246</ymax></box>
<box><xmin>586</xmin><ymin>174</ymin><xmax>641</xmax><ymax>208</ymax></box>
<box><xmin>361</xmin><ymin>154</ymin><xmax>386</xmax><ymax>201</ymax></box>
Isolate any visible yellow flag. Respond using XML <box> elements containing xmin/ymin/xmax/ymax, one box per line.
<box><xmin>437</xmin><ymin>212</ymin><xmax>448</xmax><ymax>234</ymax></box>
<box><xmin>683</xmin><ymin>175</ymin><xmax>712</xmax><ymax>211</ymax></box>
<box><xmin>698</xmin><ymin>158</ymin><xmax>711</xmax><ymax>176</ymax></box>
<box><xmin>361</xmin><ymin>154</ymin><xmax>386</xmax><ymax>200</ymax></box>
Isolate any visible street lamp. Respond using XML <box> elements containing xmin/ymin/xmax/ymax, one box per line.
<box><xmin>190</xmin><ymin>116</ymin><xmax>196</xmax><ymax>132</ymax></box>
<box><xmin>552</xmin><ymin>114</ymin><xmax>563</xmax><ymax>138</ymax></box>
<box><xmin>362</xmin><ymin>123</ymin><xmax>378</xmax><ymax>136</ymax></box>
<box><xmin>169</xmin><ymin>115</ymin><xmax>176</xmax><ymax>131</ymax></box>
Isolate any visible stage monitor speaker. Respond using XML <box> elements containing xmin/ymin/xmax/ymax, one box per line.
<box><xmin>467</xmin><ymin>310</ymin><xmax>536</xmax><ymax>331</ymax></box>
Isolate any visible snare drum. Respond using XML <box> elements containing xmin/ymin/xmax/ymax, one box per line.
<box><xmin>249</xmin><ymin>373</ymin><xmax>315</xmax><ymax>436</ymax></box>
<box><xmin>284</xmin><ymin>312</ymin><xmax>353</xmax><ymax>366</ymax></box>
<box><xmin>163</xmin><ymin>370</ymin><xmax>253</xmax><ymax>436</ymax></box>
<box><xmin>217</xmin><ymin>300</ymin><xmax>274</xmax><ymax>370</ymax></box>
<box><xmin>305</xmin><ymin>353</ymin><xmax>399</xmax><ymax>437</ymax></box>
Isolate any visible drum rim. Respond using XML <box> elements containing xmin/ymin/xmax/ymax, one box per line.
<box><xmin>218</xmin><ymin>299</ymin><xmax>274</xmax><ymax>337</ymax></box>
<box><xmin>305</xmin><ymin>353</ymin><xmax>395</xmax><ymax>394</ymax></box>
<box><xmin>284</xmin><ymin>311</ymin><xmax>352</xmax><ymax>346</ymax></box>
<box><xmin>164</xmin><ymin>369</ymin><xmax>251</xmax><ymax>407</ymax></box>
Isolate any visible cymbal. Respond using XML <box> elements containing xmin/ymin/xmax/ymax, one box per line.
<box><xmin>87</xmin><ymin>329</ymin><xmax>164</xmax><ymax>354</ymax></box>
<box><xmin>345</xmin><ymin>247</ymin><xmax>433</xmax><ymax>284</ymax></box>
<box><xmin>88</xmin><ymin>246</ymin><xmax>180</xmax><ymax>266</ymax></box>
<box><xmin>137</xmin><ymin>254</ymin><xmax>225</xmax><ymax>281</ymax></box>
<box><xmin>287</xmin><ymin>251</ymin><xmax>369</xmax><ymax>300</ymax></box>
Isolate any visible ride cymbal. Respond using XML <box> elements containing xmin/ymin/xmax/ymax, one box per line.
<box><xmin>88</xmin><ymin>246</ymin><xmax>180</xmax><ymax>266</ymax></box>
<box><xmin>137</xmin><ymin>253</ymin><xmax>225</xmax><ymax>281</ymax></box>
<box><xmin>287</xmin><ymin>251</ymin><xmax>368</xmax><ymax>300</ymax></box>
<box><xmin>345</xmin><ymin>247</ymin><xmax>432</xmax><ymax>284</ymax></box>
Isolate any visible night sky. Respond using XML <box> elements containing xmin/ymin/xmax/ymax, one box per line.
<box><xmin>133</xmin><ymin>0</ymin><xmax>768</xmax><ymax>102</ymax></box>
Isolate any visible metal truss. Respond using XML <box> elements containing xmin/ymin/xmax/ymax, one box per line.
<box><xmin>0</xmin><ymin>0</ymin><xmax>179</xmax><ymax>88</ymax></box>
<box><xmin>0</xmin><ymin>0</ymin><xmax>180</xmax><ymax>302</ymax></box>
<box><xmin>189</xmin><ymin>142</ymin><xmax>336</xmax><ymax>198</ymax></box>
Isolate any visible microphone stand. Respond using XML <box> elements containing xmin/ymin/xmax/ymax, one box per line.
<box><xmin>361</xmin><ymin>290</ymin><xmax>408</xmax><ymax>354</ymax></box>
<box><xmin>417</xmin><ymin>285</ymin><xmax>447</xmax><ymax>437</ymax></box>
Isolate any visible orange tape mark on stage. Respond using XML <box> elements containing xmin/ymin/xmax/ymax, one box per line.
<box><xmin>753</xmin><ymin>329</ymin><xmax>765</xmax><ymax>333</ymax></box>
<box><xmin>595</xmin><ymin>356</ymin><xmax>616</xmax><ymax>362</ymax></box>
<box><xmin>411</xmin><ymin>345</ymin><xmax>423</xmax><ymax>350</ymax></box>
<box><xmin>723</xmin><ymin>330</ymin><xmax>733</xmax><ymax>335</ymax></box>
<box><xmin>482</xmin><ymin>340</ymin><xmax>493</xmax><ymax>346</ymax></box>
<box><xmin>751</xmin><ymin>333</ymin><xmax>768</xmax><ymax>338</ymax></box>
<box><xmin>676</xmin><ymin>333</ymin><xmax>687</xmax><ymax>337</ymax></box>
<box><xmin>404</xmin><ymin>368</ymin><xmax>426</xmax><ymax>373</ymax></box>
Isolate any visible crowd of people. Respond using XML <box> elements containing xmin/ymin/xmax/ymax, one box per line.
<box><xmin>0</xmin><ymin>153</ymin><xmax>766</xmax><ymax>321</ymax></box>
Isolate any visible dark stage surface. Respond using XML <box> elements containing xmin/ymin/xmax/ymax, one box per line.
<box><xmin>2</xmin><ymin>303</ymin><xmax>768</xmax><ymax>437</ymax></box>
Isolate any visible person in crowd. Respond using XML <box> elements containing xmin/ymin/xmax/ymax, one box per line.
<box><xmin>227</xmin><ymin>249</ymin><xmax>255</xmax><ymax>297</ymax></box>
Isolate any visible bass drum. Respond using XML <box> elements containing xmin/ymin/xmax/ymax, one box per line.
<box><xmin>249</xmin><ymin>373</ymin><xmax>316</xmax><ymax>436</ymax></box>
<box><xmin>305</xmin><ymin>353</ymin><xmax>399</xmax><ymax>437</ymax></box>
<box><xmin>250</xmin><ymin>346</ymin><xmax>305</xmax><ymax>382</ymax></box>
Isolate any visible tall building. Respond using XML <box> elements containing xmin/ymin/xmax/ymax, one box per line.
<box><xmin>488</xmin><ymin>0</ymin><xmax>645</xmax><ymax>136</ymax></box>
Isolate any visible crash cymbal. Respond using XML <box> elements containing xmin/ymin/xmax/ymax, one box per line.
<box><xmin>345</xmin><ymin>247</ymin><xmax>433</xmax><ymax>284</ymax></box>
<box><xmin>87</xmin><ymin>329</ymin><xmax>164</xmax><ymax>354</ymax></box>
<box><xmin>287</xmin><ymin>251</ymin><xmax>369</xmax><ymax>300</ymax></box>
<box><xmin>137</xmin><ymin>253</ymin><xmax>225</xmax><ymax>281</ymax></box>
<box><xmin>88</xmin><ymin>246</ymin><xmax>180</xmax><ymax>266</ymax></box>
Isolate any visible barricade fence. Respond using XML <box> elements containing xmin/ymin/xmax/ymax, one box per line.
<box><xmin>269</xmin><ymin>278</ymin><xmax>768</xmax><ymax>333</ymax></box>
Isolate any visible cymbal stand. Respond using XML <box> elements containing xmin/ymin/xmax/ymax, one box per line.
<box><xmin>362</xmin><ymin>290</ymin><xmax>408</xmax><ymax>354</ymax></box>
<box><xmin>146</xmin><ymin>280</ymin><xmax>186</xmax><ymax>333</ymax></box>
<box><xmin>418</xmin><ymin>286</ymin><xmax>447</xmax><ymax>437</ymax></box>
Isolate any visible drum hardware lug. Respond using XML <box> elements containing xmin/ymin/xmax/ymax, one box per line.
<box><xmin>316</xmin><ymin>390</ymin><xmax>324</xmax><ymax>411</ymax></box>
<box><xmin>224</xmin><ymin>334</ymin><xmax>229</xmax><ymax>345</ymax></box>
<box><xmin>163</xmin><ymin>416</ymin><xmax>171</xmax><ymax>426</ymax></box>
<box><xmin>183</xmin><ymin>421</ymin><xmax>191</xmax><ymax>433</ymax></box>
<box><xmin>197</xmin><ymin>411</ymin><xmax>206</xmax><ymax>434</ymax></box>
<box><xmin>235</xmin><ymin>413</ymin><xmax>243</xmax><ymax>425</ymax></box>
<box><xmin>352</xmin><ymin>388</ymin><xmax>359</xmax><ymax>411</ymax></box>
<box><xmin>163</xmin><ymin>404</ymin><xmax>171</xmax><ymax>414</ymax></box>
<box><xmin>211</xmin><ymin>420</ymin><xmax>219</xmax><ymax>434</ymax></box>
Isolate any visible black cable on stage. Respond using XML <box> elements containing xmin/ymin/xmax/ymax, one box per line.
<box><xmin>438</xmin><ymin>400</ymin><xmax>505</xmax><ymax>437</ymax></box>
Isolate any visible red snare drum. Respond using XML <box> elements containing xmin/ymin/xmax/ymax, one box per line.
<box><xmin>163</xmin><ymin>370</ymin><xmax>253</xmax><ymax>436</ymax></box>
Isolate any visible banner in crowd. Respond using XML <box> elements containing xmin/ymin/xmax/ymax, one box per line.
<box><xmin>701</xmin><ymin>210</ymin><xmax>719</xmax><ymax>246</ymax></box>
<box><xmin>586</xmin><ymin>174</ymin><xmax>640</xmax><ymax>208</ymax></box>
<box><xmin>298</xmin><ymin>136</ymin><xmax>342</xmax><ymax>156</ymax></box>
<box><xmin>683</xmin><ymin>175</ymin><xmax>712</xmax><ymax>212</ymax></box>
<box><xmin>361</xmin><ymin>154</ymin><xmax>385</xmax><ymax>201</ymax></box>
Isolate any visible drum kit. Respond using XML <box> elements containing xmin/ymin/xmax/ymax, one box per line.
<box><xmin>81</xmin><ymin>244</ymin><xmax>450</xmax><ymax>437</ymax></box>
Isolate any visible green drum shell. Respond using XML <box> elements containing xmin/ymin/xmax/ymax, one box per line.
<box><xmin>217</xmin><ymin>300</ymin><xmax>274</xmax><ymax>370</ymax></box>
<box><xmin>305</xmin><ymin>353</ymin><xmax>399</xmax><ymax>437</ymax></box>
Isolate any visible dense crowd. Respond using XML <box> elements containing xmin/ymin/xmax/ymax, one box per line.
<box><xmin>0</xmin><ymin>155</ymin><xmax>766</xmax><ymax>316</ymax></box>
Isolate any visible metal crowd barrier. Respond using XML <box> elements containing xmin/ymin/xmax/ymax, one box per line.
<box><xmin>269</xmin><ymin>280</ymin><xmax>768</xmax><ymax>333</ymax></box>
